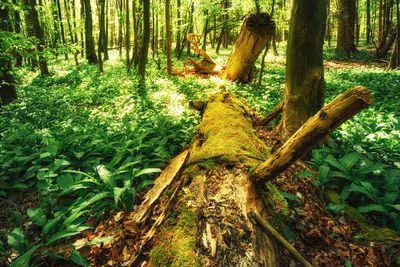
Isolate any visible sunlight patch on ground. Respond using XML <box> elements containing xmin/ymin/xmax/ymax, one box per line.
<box><xmin>150</xmin><ymin>78</ymin><xmax>187</xmax><ymax>117</ymax></box>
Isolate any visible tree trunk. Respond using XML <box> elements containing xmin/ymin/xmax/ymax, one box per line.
<box><xmin>202</xmin><ymin>10</ymin><xmax>209</xmax><ymax>51</ymax></box>
<box><xmin>165</xmin><ymin>0</ymin><xmax>172</xmax><ymax>75</ymax></box>
<box><xmin>123</xmin><ymin>91</ymin><xmax>279</xmax><ymax>266</ymax></box>
<box><xmin>186</xmin><ymin>1</ymin><xmax>194</xmax><ymax>56</ymax></box>
<box><xmin>84</xmin><ymin>0</ymin><xmax>98</xmax><ymax>64</ymax></box>
<box><xmin>57</xmin><ymin>0</ymin><xmax>68</xmax><ymax>60</ymax></box>
<box><xmin>23</xmin><ymin>0</ymin><xmax>49</xmax><ymax>76</ymax></box>
<box><xmin>252</xmin><ymin>86</ymin><xmax>374</xmax><ymax>185</ymax></box>
<box><xmin>98</xmin><ymin>0</ymin><xmax>105</xmax><ymax>73</ymax></box>
<box><xmin>379</xmin><ymin>0</ymin><xmax>383</xmax><ymax>45</ymax></box>
<box><xmin>367</xmin><ymin>0</ymin><xmax>371</xmax><ymax>43</ymax></box>
<box><xmin>64</xmin><ymin>0</ymin><xmax>79</xmax><ymax>69</ymax></box>
<box><xmin>0</xmin><ymin>4</ymin><xmax>17</xmax><ymax>105</ymax></box>
<box><xmin>125</xmin><ymin>0</ymin><xmax>130</xmax><ymax>66</ymax></box>
<box><xmin>175</xmin><ymin>0</ymin><xmax>181</xmax><ymax>55</ymax></box>
<box><xmin>12</xmin><ymin>0</ymin><xmax>23</xmax><ymax>67</ymax></box>
<box><xmin>219</xmin><ymin>13</ymin><xmax>275</xmax><ymax>83</ymax></box>
<box><xmin>387</xmin><ymin>0</ymin><xmax>400</xmax><ymax>70</ymax></box>
<box><xmin>279</xmin><ymin>0</ymin><xmax>327</xmax><ymax>139</ymax></box>
<box><xmin>80</xmin><ymin>0</ymin><xmax>85</xmax><ymax>58</ymax></box>
<box><xmin>337</xmin><ymin>0</ymin><xmax>357</xmax><ymax>54</ymax></box>
<box><xmin>137</xmin><ymin>0</ymin><xmax>150</xmax><ymax>81</ymax></box>
<box><xmin>103</xmin><ymin>0</ymin><xmax>109</xmax><ymax>60</ymax></box>
<box><xmin>118</xmin><ymin>0</ymin><xmax>123</xmax><ymax>56</ymax></box>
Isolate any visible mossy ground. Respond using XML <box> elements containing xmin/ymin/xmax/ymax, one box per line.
<box><xmin>325</xmin><ymin>189</ymin><xmax>399</xmax><ymax>245</ymax></box>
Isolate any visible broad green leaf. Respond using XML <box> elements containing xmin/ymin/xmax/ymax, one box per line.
<box><xmin>389</xmin><ymin>204</ymin><xmax>400</xmax><ymax>211</ymax></box>
<box><xmin>56</xmin><ymin>174</ymin><xmax>74</xmax><ymax>190</ymax></box>
<box><xmin>69</xmin><ymin>250</ymin><xmax>89</xmax><ymax>267</ymax></box>
<box><xmin>113</xmin><ymin>187</ymin><xmax>125</xmax><ymax>206</ymax></box>
<box><xmin>96</xmin><ymin>165</ymin><xmax>116</xmax><ymax>189</ymax></box>
<box><xmin>340</xmin><ymin>186</ymin><xmax>351</xmax><ymax>201</ymax></box>
<box><xmin>133</xmin><ymin>168</ymin><xmax>162</xmax><ymax>178</ymax></box>
<box><xmin>10</xmin><ymin>244</ymin><xmax>40</xmax><ymax>267</ymax></box>
<box><xmin>70</xmin><ymin>192</ymin><xmax>113</xmax><ymax>213</ymax></box>
<box><xmin>85</xmin><ymin>236</ymin><xmax>114</xmax><ymax>246</ymax></box>
<box><xmin>125</xmin><ymin>187</ymin><xmax>136</xmax><ymax>211</ymax></box>
<box><xmin>64</xmin><ymin>210</ymin><xmax>89</xmax><ymax>227</ymax></box>
<box><xmin>318</xmin><ymin>165</ymin><xmax>330</xmax><ymax>184</ymax></box>
<box><xmin>46</xmin><ymin>225</ymin><xmax>93</xmax><ymax>246</ymax></box>
<box><xmin>40</xmin><ymin>152</ymin><xmax>51</xmax><ymax>159</ymax></box>
<box><xmin>46</xmin><ymin>142</ymin><xmax>60</xmax><ymax>156</ymax></box>
<box><xmin>345</xmin><ymin>258</ymin><xmax>352</xmax><ymax>267</ymax></box>
<box><xmin>42</xmin><ymin>213</ymin><xmax>64</xmax><ymax>236</ymax></box>
<box><xmin>327</xmin><ymin>203</ymin><xmax>347</xmax><ymax>214</ymax></box>
<box><xmin>283</xmin><ymin>225</ymin><xmax>294</xmax><ymax>242</ymax></box>
<box><xmin>27</xmin><ymin>208</ymin><xmax>47</xmax><ymax>227</ymax></box>
<box><xmin>6</xmin><ymin>229</ymin><xmax>29</xmax><ymax>254</ymax></box>
<box><xmin>356</xmin><ymin>204</ymin><xmax>387</xmax><ymax>214</ymax></box>
<box><xmin>340</xmin><ymin>152</ymin><xmax>361</xmax><ymax>171</ymax></box>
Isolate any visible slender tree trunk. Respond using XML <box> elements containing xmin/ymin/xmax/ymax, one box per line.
<box><xmin>118</xmin><ymin>0</ymin><xmax>123</xmax><ymax>56</ymax></box>
<box><xmin>125</xmin><ymin>0</ymin><xmax>130</xmax><ymax>66</ymax></box>
<box><xmin>355</xmin><ymin>0</ymin><xmax>360</xmax><ymax>45</ymax></box>
<box><xmin>80</xmin><ymin>0</ymin><xmax>85</xmax><ymax>58</ymax></box>
<box><xmin>367</xmin><ymin>0</ymin><xmax>371</xmax><ymax>43</ymax></box>
<box><xmin>132</xmin><ymin>0</ymin><xmax>138</xmax><ymax>66</ymax></box>
<box><xmin>278</xmin><ymin>0</ymin><xmax>327</xmax><ymax>139</ymax></box>
<box><xmin>12</xmin><ymin>0</ymin><xmax>23</xmax><ymax>67</ymax></box>
<box><xmin>51</xmin><ymin>0</ymin><xmax>60</xmax><ymax>58</ymax></box>
<box><xmin>154</xmin><ymin>0</ymin><xmax>158</xmax><ymax>59</ymax></box>
<box><xmin>337</xmin><ymin>0</ymin><xmax>356</xmax><ymax>54</ymax></box>
<box><xmin>72</xmin><ymin>0</ymin><xmax>78</xmax><ymax>45</ymax></box>
<box><xmin>23</xmin><ymin>0</ymin><xmax>49</xmax><ymax>75</ymax></box>
<box><xmin>165</xmin><ymin>0</ymin><xmax>172</xmax><ymax>75</ymax></box>
<box><xmin>0</xmin><ymin>3</ymin><xmax>17</xmax><ymax>105</ymax></box>
<box><xmin>379</xmin><ymin>0</ymin><xmax>383</xmax><ymax>45</ymax></box>
<box><xmin>57</xmin><ymin>0</ymin><xmax>68</xmax><ymax>59</ymax></box>
<box><xmin>84</xmin><ymin>0</ymin><xmax>97</xmax><ymax>64</ymax></box>
<box><xmin>98</xmin><ymin>0</ymin><xmax>104</xmax><ymax>72</ymax></box>
<box><xmin>387</xmin><ymin>0</ymin><xmax>400</xmax><ymax>69</ymax></box>
<box><xmin>64</xmin><ymin>0</ymin><xmax>79</xmax><ymax>69</ymax></box>
<box><xmin>186</xmin><ymin>1</ymin><xmax>194</xmax><ymax>55</ymax></box>
<box><xmin>103</xmin><ymin>0</ymin><xmax>109</xmax><ymax>60</ymax></box>
<box><xmin>138</xmin><ymin>0</ymin><xmax>150</xmax><ymax>81</ymax></box>
<box><xmin>175</xmin><ymin>0</ymin><xmax>181</xmax><ymax>55</ymax></box>
<box><xmin>202</xmin><ymin>10</ymin><xmax>209</xmax><ymax>51</ymax></box>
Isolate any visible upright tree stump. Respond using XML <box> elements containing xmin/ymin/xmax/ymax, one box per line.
<box><xmin>219</xmin><ymin>13</ymin><xmax>275</xmax><ymax>83</ymax></box>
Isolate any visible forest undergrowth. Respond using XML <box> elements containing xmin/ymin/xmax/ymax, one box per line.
<box><xmin>1</xmin><ymin>47</ymin><xmax>400</xmax><ymax>265</ymax></box>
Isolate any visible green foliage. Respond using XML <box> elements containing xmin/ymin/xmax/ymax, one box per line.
<box><xmin>0</xmin><ymin>59</ymin><xmax>197</xmax><ymax>264</ymax></box>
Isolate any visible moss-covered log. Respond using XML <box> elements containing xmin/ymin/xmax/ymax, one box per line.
<box><xmin>219</xmin><ymin>13</ymin><xmax>275</xmax><ymax>83</ymax></box>
<box><xmin>125</xmin><ymin>91</ymin><xmax>283</xmax><ymax>266</ymax></box>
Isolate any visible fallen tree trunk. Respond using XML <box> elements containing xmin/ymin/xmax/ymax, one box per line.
<box><xmin>124</xmin><ymin>87</ymin><xmax>373</xmax><ymax>266</ymax></box>
<box><xmin>258</xmin><ymin>101</ymin><xmax>283</xmax><ymax>126</ymax></box>
<box><xmin>252</xmin><ymin>86</ymin><xmax>374</xmax><ymax>186</ymax></box>
<box><xmin>219</xmin><ymin>13</ymin><xmax>275</xmax><ymax>83</ymax></box>
<box><xmin>125</xmin><ymin>91</ymin><xmax>280</xmax><ymax>266</ymax></box>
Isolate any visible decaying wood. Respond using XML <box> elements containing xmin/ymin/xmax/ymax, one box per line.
<box><xmin>132</xmin><ymin>150</ymin><xmax>189</xmax><ymax>224</ymax></box>
<box><xmin>125</xmin><ymin>91</ymin><xmax>280</xmax><ymax>266</ymax></box>
<box><xmin>249</xmin><ymin>210</ymin><xmax>312</xmax><ymax>267</ymax></box>
<box><xmin>258</xmin><ymin>101</ymin><xmax>283</xmax><ymax>126</ymax></box>
<box><xmin>183</xmin><ymin>34</ymin><xmax>218</xmax><ymax>75</ymax></box>
<box><xmin>219</xmin><ymin>13</ymin><xmax>275</xmax><ymax>83</ymax></box>
<box><xmin>252</xmin><ymin>86</ymin><xmax>374</xmax><ymax>186</ymax></box>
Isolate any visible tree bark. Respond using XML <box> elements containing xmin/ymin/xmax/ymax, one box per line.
<box><xmin>103</xmin><ymin>0</ymin><xmax>109</xmax><ymax>60</ymax></box>
<box><xmin>12</xmin><ymin>0</ymin><xmax>23</xmax><ymax>67</ymax></box>
<box><xmin>165</xmin><ymin>0</ymin><xmax>172</xmax><ymax>75</ymax></box>
<box><xmin>64</xmin><ymin>0</ymin><xmax>79</xmax><ymax>69</ymax></box>
<box><xmin>279</xmin><ymin>0</ymin><xmax>327</xmax><ymax>139</ymax></box>
<box><xmin>123</xmin><ymin>91</ymin><xmax>278</xmax><ymax>266</ymax></box>
<box><xmin>175</xmin><ymin>0</ymin><xmax>181</xmax><ymax>55</ymax></box>
<box><xmin>23</xmin><ymin>0</ymin><xmax>49</xmax><ymax>75</ymax></box>
<box><xmin>98</xmin><ymin>0</ymin><xmax>105</xmax><ymax>73</ymax></box>
<box><xmin>219</xmin><ymin>13</ymin><xmax>275</xmax><ymax>83</ymax></box>
<box><xmin>56</xmin><ymin>0</ymin><xmax>68</xmax><ymax>60</ymax></box>
<box><xmin>367</xmin><ymin>0</ymin><xmax>371</xmax><ymax>43</ymax></box>
<box><xmin>0</xmin><ymin>3</ymin><xmax>17</xmax><ymax>105</ymax></box>
<box><xmin>337</xmin><ymin>0</ymin><xmax>357</xmax><ymax>54</ymax></box>
<box><xmin>258</xmin><ymin>101</ymin><xmax>283</xmax><ymax>126</ymax></box>
<box><xmin>387</xmin><ymin>0</ymin><xmax>400</xmax><ymax>70</ymax></box>
<box><xmin>125</xmin><ymin>0</ymin><xmax>130</xmax><ymax>66</ymax></box>
<box><xmin>84</xmin><ymin>0</ymin><xmax>98</xmax><ymax>64</ymax></box>
<box><xmin>379</xmin><ymin>0</ymin><xmax>383</xmax><ymax>45</ymax></box>
<box><xmin>137</xmin><ymin>0</ymin><xmax>150</xmax><ymax>81</ymax></box>
<box><xmin>252</xmin><ymin>86</ymin><xmax>374</xmax><ymax>186</ymax></box>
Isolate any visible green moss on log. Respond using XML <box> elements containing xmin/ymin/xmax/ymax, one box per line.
<box><xmin>149</xmin><ymin>201</ymin><xmax>200</xmax><ymax>267</ymax></box>
<box><xmin>189</xmin><ymin>92</ymin><xmax>270</xmax><ymax>168</ymax></box>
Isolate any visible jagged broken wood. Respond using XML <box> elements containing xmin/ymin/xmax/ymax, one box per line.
<box><xmin>258</xmin><ymin>101</ymin><xmax>283</xmax><ymax>126</ymax></box>
<box><xmin>183</xmin><ymin>34</ymin><xmax>218</xmax><ymax>75</ymax></box>
<box><xmin>219</xmin><ymin>13</ymin><xmax>275</xmax><ymax>82</ymax></box>
<box><xmin>252</xmin><ymin>86</ymin><xmax>374</xmax><ymax>186</ymax></box>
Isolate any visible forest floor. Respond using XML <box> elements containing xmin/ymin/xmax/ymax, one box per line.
<box><xmin>1</xmin><ymin>45</ymin><xmax>400</xmax><ymax>266</ymax></box>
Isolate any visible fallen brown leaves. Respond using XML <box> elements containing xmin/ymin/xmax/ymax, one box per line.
<box><xmin>256</xmin><ymin>126</ymin><xmax>396</xmax><ymax>267</ymax></box>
